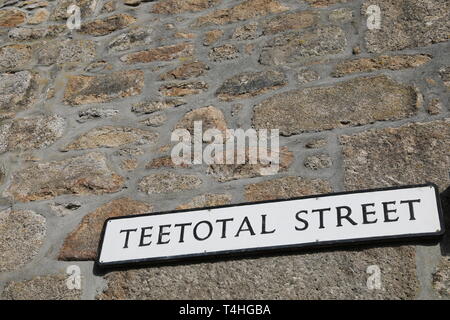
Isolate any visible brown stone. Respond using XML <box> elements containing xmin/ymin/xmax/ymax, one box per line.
<box><xmin>80</xmin><ymin>14</ymin><xmax>136</xmax><ymax>36</ymax></box>
<box><xmin>27</xmin><ymin>8</ymin><xmax>49</xmax><ymax>24</ymax></box>
<box><xmin>63</xmin><ymin>126</ymin><xmax>158</xmax><ymax>151</ymax></box>
<box><xmin>64</xmin><ymin>70</ymin><xmax>144</xmax><ymax>105</ymax></box>
<box><xmin>194</xmin><ymin>0</ymin><xmax>288</xmax><ymax>27</ymax></box>
<box><xmin>59</xmin><ymin>198</ymin><xmax>152</xmax><ymax>260</ymax></box>
<box><xmin>159</xmin><ymin>61</ymin><xmax>208</xmax><ymax>80</ymax></box>
<box><xmin>4</xmin><ymin>152</ymin><xmax>125</xmax><ymax>202</ymax></box>
<box><xmin>2</xmin><ymin>274</ymin><xmax>81</xmax><ymax>300</ymax></box>
<box><xmin>363</xmin><ymin>0</ymin><xmax>450</xmax><ymax>53</ymax></box>
<box><xmin>121</xmin><ymin>158</ymin><xmax>138</xmax><ymax>171</ymax></box>
<box><xmin>253</xmin><ymin>75</ymin><xmax>419</xmax><ymax>136</ymax></box>
<box><xmin>108</xmin><ymin>26</ymin><xmax>152</xmax><ymax>52</ymax></box>
<box><xmin>0</xmin><ymin>209</ymin><xmax>46</xmax><ymax>272</ymax></box>
<box><xmin>244</xmin><ymin>176</ymin><xmax>332</xmax><ymax>202</ymax></box>
<box><xmin>132</xmin><ymin>99</ymin><xmax>186</xmax><ymax>114</ymax></box>
<box><xmin>176</xmin><ymin>193</ymin><xmax>232</xmax><ymax>210</ymax></box>
<box><xmin>175</xmin><ymin>106</ymin><xmax>228</xmax><ymax>136</ymax></box>
<box><xmin>140</xmin><ymin>113</ymin><xmax>168</xmax><ymax>127</ymax></box>
<box><xmin>333</xmin><ymin>54</ymin><xmax>432</xmax><ymax>77</ymax></box>
<box><xmin>36</xmin><ymin>39</ymin><xmax>96</xmax><ymax>66</ymax></box>
<box><xmin>304</xmin><ymin>154</ymin><xmax>332</xmax><ymax>170</ymax></box>
<box><xmin>341</xmin><ymin>119</ymin><xmax>450</xmax><ymax>191</ymax></box>
<box><xmin>146</xmin><ymin>156</ymin><xmax>190</xmax><ymax>169</ymax></box>
<box><xmin>216</xmin><ymin>70</ymin><xmax>287</xmax><ymax>101</ymax></box>
<box><xmin>0</xmin><ymin>44</ymin><xmax>32</xmax><ymax>72</ymax></box>
<box><xmin>208</xmin><ymin>147</ymin><xmax>294</xmax><ymax>182</ymax></box>
<box><xmin>50</xmin><ymin>0</ymin><xmax>95</xmax><ymax>21</ymax></box>
<box><xmin>138</xmin><ymin>171</ymin><xmax>202</xmax><ymax>194</ymax></box>
<box><xmin>0</xmin><ymin>115</ymin><xmax>65</xmax><ymax>153</ymax></box>
<box><xmin>209</xmin><ymin>44</ymin><xmax>239</xmax><ymax>62</ymax></box>
<box><xmin>262</xmin><ymin>10</ymin><xmax>318</xmax><ymax>35</ymax></box>
<box><xmin>8</xmin><ymin>25</ymin><xmax>66</xmax><ymax>41</ymax></box>
<box><xmin>305</xmin><ymin>0</ymin><xmax>354</xmax><ymax>7</ymax></box>
<box><xmin>203</xmin><ymin>29</ymin><xmax>223</xmax><ymax>46</ymax></box>
<box><xmin>121</xmin><ymin>43</ymin><xmax>194</xmax><ymax>64</ymax></box>
<box><xmin>232</xmin><ymin>23</ymin><xmax>258</xmax><ymax>40</ymax></box>
<box><xmin>159</xmin><ymin>81</ymin><xmax>208</xmax><ymax>96</ymax></box>
<box><xmin>0</xmin><ymin>9</ymin><xmax>26</xmax><ymax>27</ymax></box>
<box><xmin>152</xmin><ymin>0</ymin><xmax>221</xmax><ymax>14</ymax></box>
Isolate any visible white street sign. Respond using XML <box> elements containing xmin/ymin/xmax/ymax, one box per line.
<box><xmin>97</xmin><ymin>184</ymin><xmax>444</xmax><ymax>268</ymax></box>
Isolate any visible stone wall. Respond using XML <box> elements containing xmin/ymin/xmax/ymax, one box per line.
<box><xmin>0</xmin><ymin>0</ymin><xmax>449</xmax><ymax>299</ymax></box>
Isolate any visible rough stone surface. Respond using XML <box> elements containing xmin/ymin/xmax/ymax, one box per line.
<box><xmin>209</xmin><ymin>44</ymin><xmax>239</xmax><ymax>62</ymax></box>
<box><xmin>432</xmin><ymin>258</ymin><xmax>450</xmax><ymax>298</ymax></box>
<box><xmin>363</xmin><ymin>0</ymin><xmax>450</xmax><ymax>53</ymax></box>
<box><xmin>176</xmin><ymin>193</ymin><xmax>232</xmax><ymax>210</ymax></box>
<box><xmin>253</xmin><ymin>75</ymin><xmax>419</xmax><ymax>135</ymax></box>
<box><xmin>50</xmin><ymin>0</ymin><xmax>94</xmax><ymax>21</ymax></box>
<box><xmin>216</xmin><ymin>70</ymin><xmax>287</xmax><ymax>100</ymax></box>
<box><xmin>28</xmin><ymin>8</ymin><xmax>49</xmax><ymax>24</ymax></box>
<box><xmin>341</xmin><ymin>119</ymin><xmax>450</xmax><ymax>191</ymax></box>
<box><xmin>146</xmin><ymin>156</ymin><xmax>190</xmax><ymax>169</ymax></box>
<box><xmin>305</xmin><ymin>0</ymin><xmax>353</xmax><ymax>7</ymax></box>
<box><xmin>262</xmin><ymin>11</ymin><xmax>318</xmax><ymax>35</ymax></box>
<box><xmin>439</xmin><ymin>66</ymin><xmax>450</xmax><ymax>90</ymax></box>
<box><xmin>259</xmin><ymin>27</ymin><xmax>347</xmax><ymax>65</ymax></box>
<box><xmin>140</xmin><ymin>113</ymin><xmax>167</xmax><ymax>127</ymax></box>
<box><xmin>139</xmin><ymin>171</ymin><xmax>202</xmax><ymax>194</ymax></box>
<box><xmin>244</xmin><ymin>176</ymin><xmax>332</xmax><ymax>202</ymax></box>
<box><xmin>64</xmin><ymin>70</ymin><xmax>144</xmax><ymax>105</ymax></box>
<box><xmin>0</xmin><ymin>71</ymin><xmax>39</xmax><ymax>119</ymax></box>
<box><xmin>120</xmin><ymin>43</ymin><xmax>194</xmax><ymax>64</ymax></box>
<box><xmin>329</xmin><ymin>8</ymin><xmax>353</xmax><ymax>23</ymax></box>
<box><xmin>152</xmin><ymin>0</ymin><xmax>221</xmax><ymax>14</ymax></box>
<box><xmin>36</xmin><ymin>39</ymin><xmax>96</xmax><ymax>66</ymax></box>
<box><xmin>160</xmin><ymin>81</ymin><xmax>208</xmax><ymax>96</ymax></box>
<box><xmin>2</xmin><ymin>275</ymin><xmax>81</xmax><ymax>300</ymax></box>
<box><xmin>4</xmin><ymin>152</ymin><xmax>124</xmax><ymax>202</ymax></box>
<box><xmin>0</xmin><ymin>8</ymin><xmax>26</xmax><ymax>27</ymax></box>
<box><xmin>108</xmin><ymin>26</ymin><xmax>152</xmax><ymax>52</ymax></box>
<box><xmin>63</xmin><ymin>126</ymin><xmax>158</xmax><ymax>151</ymax></box>
<box><xmin>132</xmin><ymin>99</ymin><xmax>185</xmax><ymax>114</ymax></box>
<box><xmin>203</xmin><ymin>29</ymin><xmax>223</xmax><ymax>46</ymax></box>
<box><xmin>0</xmin><ymin>44</ymin><xmax>32</xmax><ymax>71</ymax></box>
<box><xmin>0</xmin><ymin>115</ymin><xmax>65</xmax><ymax>153</ymax></box>
<box><xmin>0</xmin><ymin>209</ymin><xmax>46</xmax><ymax>272</ymax></box>
<box><xmin>80</xmin><ymin>13</ymin><xmax>136</xmax><ymax>36</ymax></box>
<box><xmin>77</xmin><ymin>108</ymin><xmax>119</xmax><ymax>123</ymax></box>
<box><xmin>175</xmin><ymin>106</ymin><xmax>227</xmax><ymax>136</ymax></box>
<box><xmin>232</xmin><ymin>23</ymin><xmax>258</xmax><ymax>40</ymax></box>
<box><xmin>59</xmin><ymin>198</ymin><xmax>152</xmax><ymax>260</ymax></box>
<box><xmin>8</xmin><ymin>25</ymin><xmax>66</xmax><ymax>41</ymax></box>
<box><xmin>304</xmin><ymin>154</ymin><xmax>333</xmax><ymax>170</ymax></box>
<box><xmin>333</xmin><ymin>55</ymin><xmax>432</xmax><ymax>77</ymax></box>
<box><xmin>159</xmin><ymin>61</ymin><xmax>208</xmax><ymax>80</ymax></box>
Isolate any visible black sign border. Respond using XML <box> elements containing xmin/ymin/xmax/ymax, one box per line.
<box><xmin>96</xmin><ymin>183</ymin><xmax>445</xmax><ymax>269</ymax></box>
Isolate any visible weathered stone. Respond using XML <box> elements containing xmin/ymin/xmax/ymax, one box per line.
<box><xmin>297</xmin><ymin>68</ymin><xmax>320</xmax><ymax>84</ymax></box>
<box><xmin>152</xmin><ymin>0</ymin><xmax>220</xmax><ymax>14</ymax></box>
<box><xmin>0</xmin><ymin>209</ymin><xmax>46</xmax><ymax>272</ymax></box>
<box><xmin>2</xmin><ymin>274</ymin><xmax>81</xmax><ymax>300</ymax></box>
<box><xmin>209</xmin><ymin>147</ymin><xmax>294</xmax><ymax>182</ymax></box>
<box><xmin>232</xmin><ymin>23</ymin><xmax>258</xmax><ymax>40</ymax></box>
<box><xmin>140</xmin><ymin>113</ymin><xmax>167</xmax><ymax>127</ymax></box>
<box><xmin>216</xmin><ymin>70</ymin><xmax>287</xmax><ymax>101</ymax></box>
<box><xmin>63</xmin><ymin>126</ymin><xmax>158</xmax><ymax>151</ymax></box>
<box><xmin>203</xmin><ymin>29</ymin><xmax>223</xmax><ymax>46</ymax></box>
<box><xmin>59</xmin><ymin>198</ymin><xmax>152</xmax><ymax>260</ymax></box>
<box><xmin>194</xmin><ymin>0</ymin><xmax>288</xmax><ymax>27</ymax></box>
<box><xmin>132</xmin><ymin>99</ymin><xmax>185</xmax><ymax>114</ymax></box>
<box><xmin>176</xmin><ymin>193</ymin><xmax>232</xmax><ymax>210</ymax></box>
<box><xmin>304</xmin><ymin>154</ymin><xmax>332</xmax><ymax>170</ymax></box>
<box><xmin>108</xmin><ymin>26</ymin><xmax>152</xmax><ymax>52</ymax></box>
<box><xmin>160</xmin><ymin>61</ymin><xmax>208</xmax><ymax>80</ymax></box>
<box><xmin>124</xmin><ymin>0</ymin><xmax>142</xmax><ymax>6</ymax></box>
<box><xmin>50</xmin><ymin>201</ymin><xmax>81</xmax><ymax>217</ymax></box>
<box><xmin>17</xmin><ymin>0</ymin><xmax>49</xmax><ymax>9</ymax></box>
<box><xmin>175</xmin><ymin>106</ymin><xmax>227</xmax><ymax>136</ymax></box>
<box><xmin>0</xmin><ymin>115</ymin><xmax>65</xmax><ymax>153</ymax></box>
<box><xmin>333</xmin><ymin>54</ymin><xmax>432</xmax><ymax>77</ymax></box>
<box><xmin>8</xmin><ymin>25</ymin><xmax>66</xmax><ymax>41</ymax></box>
<box><xmin>146</xmin><ymin>156</ymin><xmax>190</xmax><ymax>169</ymax></box>
<box><xmin>27</xmin><ymin>8</ymin><xmax>48</xmax><ymax>24</ymax></box>
<box><xmin>341</xmin><ymin>119</ymin><xmax>450</xmax><ymax>191</ymax></box>
<box><xmin>253</xmin><ymin>75</ymin><xmax>419</xmax><ymax>136</ymax></box>
<box><xmin>432</xmin><ymin>257</ymin><xmax>450</xmax><ymax>298</ymax></box>
<box><xmin>160</xmin><ymin>81</ymin><xmax>208</xmax><ymax>96</ymax></box>
<box><xmin>120</xmin><ymin>43</ymin><xmax>194</xmax><ymax>64</ymax></box>
<box><xmin>329</xmin><ymin>8</ymin><xmax>353</xmax><ymax>23</ymax></box>
<box><xmin>4</xmin><ymin>152</ymin><xmax>125</xmax><ymax>202</ymax></box>
<box><xmin>262</xmin><ymin>11</ymin><xmax>318</xmax><ymax>35</ymax></box>
<box><xmin>0</xmin><ymin>71</ymin><xmax>39</xmax><ymax>118</ymax></box>
<box><xmin>77</xmin><ymin>108</ymin><xmax>119</xmax><ymax>123</ymax></box>
<box><xmin>245</xmin><ymin>176</ymin><xmax>332</xmax><ymax>202</ymax></box>
<box><xmin>259</xmin><ymin>27</ymin><xmax>346</xmax><ymax>65</ymax></box>
<box><xmin>426</xmin><ymin>98</ymin><xmax>442</xmax><ymax>115</ymax></box>
<box><xmin>363</xmin><ymin>0</ymin><xmax>450</xmax><ymax>53</ymax></box>
<box><xmin>36</xmin><ymin>39</ymin><xmax>96</xmax><ymax>66</ymax></box>
<box><xmin>64</xmin><ymin>70</ymin><xmax>144</xmax><ymax>105</ymax></box>
<box><xmin>0</xmin><ymin>8</ymin><xmax>26</xmax><ymax>27</ymax></box>
<box><xmin>50</xmin><ymin>0</ymin><xmax>94</xmax><ymax>21</ymax></box>
<box><xmin>305</xmin><ymin>0</ymin><xmax>353</xmax><ymax>7</ymax></box>
<box><xmin>0</xmin><ymin>44</ymin><xmax>32</xmax><ymax>72</ymax></box>
<box><xmin>102</xmin><ymin>0</ymin><xmax>116</xmax><ymax>12</ymax></box>
<box><xmin>121</xmin><ymin>158</ymin><xmax>138</xmax><ymax>171</ymax></box>
<box><xmin>84</xmin><ymin>60</ymin><xmax>113</xmax><ymax>73</ymax></box>
<box><xmin>174</xmin><ymin>31</ymin><xmax>196</xmax><ymax>39</ymax></box>
<box><xmin>80</xmin><ymin>14</ymin><xmax>136</xmax><ymax>36</ymax></box>
<box><xmin>439</xmin><ymin>66</ymin><xmax>450</xmax><ymax>90</ymax></box>
<box><xmin>209</xmin><ymin>44</ymin><xmax>239</xmax><ymax>62</ymax></box>
<box><xmin>305</xmin><ymin>138</ymin><xmax>327</xmax><ymax>149</ymax></box>
<box><xmin>138</xmin><ymin>171</ymin><xmax>202</xmax><ymax>194</ymax></box>
<box><xmin>100</xmin><ymin>244</ymin><xmax>414</xmax><ymax>299</ymax></box>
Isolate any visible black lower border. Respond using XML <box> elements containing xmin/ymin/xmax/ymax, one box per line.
<box><xmin>96</xmin><ymin>183</ymin><xmax>445</xmax><ymax>269</ymax></box>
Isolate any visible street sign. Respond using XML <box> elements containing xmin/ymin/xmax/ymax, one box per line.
<box><xmin>96</xmin><ymin>184</ymin><xmax>444</xmax><ymax>268</ymax></box>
